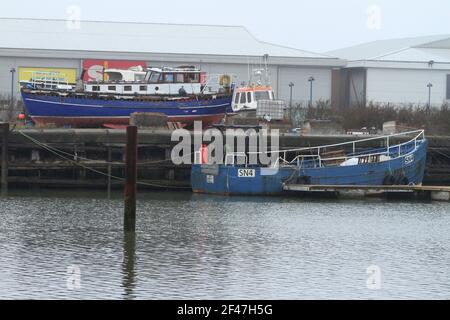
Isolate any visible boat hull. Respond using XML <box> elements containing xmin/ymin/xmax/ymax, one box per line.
<box><xmin>21</xmin><ymin>90</ymin><xmax>231</xmax><ymax>127</ymax></box>
<box><xmin>191</xmin><ymin>139</ymin><xmax>428</xmax><ymax>196</ymax></box>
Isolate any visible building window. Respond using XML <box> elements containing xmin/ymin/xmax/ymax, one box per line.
<box><xmin>447</xmin><ymin>75</ymin><xmax>450</xmax><ymax>100</ymax></box>
<box><xmin>124</xmin><ymin>86</ymin><xmax>132</xmax><ymax>92</ymax></box>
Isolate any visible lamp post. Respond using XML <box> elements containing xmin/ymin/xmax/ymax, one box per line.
<box><xmin>308</xmin><ymin>76</ymin><xmax>315</xmax><ymax>108</ymax></box>
<box><xmin>10</xmin><ymin>68</ymin><xmax>16</xmax><ymax>110</ymax></box>
<box><xmin>427</xmin><ymin>82</ymin><xmax>433</xmax><ymax>115</ymax></box>
<box><xmin>288</xmin><ymin>82</ymin><xmax>294</xmax><ymax>108</ymax></box>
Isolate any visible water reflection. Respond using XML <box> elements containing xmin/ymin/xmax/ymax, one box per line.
<box><xmin>122</xmin><ymin>232</ymin><xmax>136</xmax><ymax>300</ymax></box>
<box><xmin>0</xmin><ymin>189</ymin><xmax>450</xmax><ymax>299</ymax></box>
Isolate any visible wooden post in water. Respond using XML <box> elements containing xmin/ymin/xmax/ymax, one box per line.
<box><xmin>107</xmin><ymin>146</ymin><xmax>112</xmax><ymax>199</ymax></box>
<box><xmin>1</xmin><ymin>123</ymin><xmax>9</xmax><ymax>197</ymax></box>
<box><xmin>124</xmin><ymin>126</ymin><xmax>138</xmax><ymax>232</ymax></box>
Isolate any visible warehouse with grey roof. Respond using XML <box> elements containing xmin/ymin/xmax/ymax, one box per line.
<box><xmin>0</xmin><ymin>17</ymin><xmax>344</xmax><ymax>116</ymax></box>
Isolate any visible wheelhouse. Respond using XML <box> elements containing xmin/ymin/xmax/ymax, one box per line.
<box><xmin>232</xmin><ymin>86</ymin><xmax>275</xmax><ymax>112</ymax></box>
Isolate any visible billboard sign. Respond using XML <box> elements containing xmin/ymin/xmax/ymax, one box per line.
<box><xmin>18</xmin><ymin>67</ymin><xmax>78</xmax><ymax>86</ymax></box>
<box><xmin>82</xmin><ymin>60</ymin><xmax>148</xmax><ymax>81</ymax></box>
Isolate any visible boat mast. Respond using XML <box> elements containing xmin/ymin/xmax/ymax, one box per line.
<box><xmin>263</xmin><ymin>53</ymin><xmax>270</xmax><ymax>86</ymax></box>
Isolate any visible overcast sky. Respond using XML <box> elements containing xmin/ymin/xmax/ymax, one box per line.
<box><xmin>1</xmin><ymin>0</ymin><xmax>449</xmax><ymax>53</ymax></box>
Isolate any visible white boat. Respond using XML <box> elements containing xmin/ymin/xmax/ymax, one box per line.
<box><xmin>230</xmin><ymin>57</ymin><xmax>278</xmax><ymax>114</ymax></box>
<box><xmin>231</xmin><ymin>85</ymin><xmax>276</xmax><ymax>113</ymax></box>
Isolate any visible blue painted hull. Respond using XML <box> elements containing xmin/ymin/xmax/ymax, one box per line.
<box><xmin>21</xmin><ymin>90</ymin><xmax>231</xmax><ymax>127</ymax></box>
<box><xmin>191</xmin><ymin>139</ymin><xmax>428</xmax><ymax>195</ymax></box>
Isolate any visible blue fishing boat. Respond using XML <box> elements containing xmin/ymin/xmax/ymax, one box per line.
<box><xmin>20</xmin><ymin>90</ymin><xmax>231</xmax><ymax>127</ymax></box>
<box><xmin>20</xmin><ymin>66</ymin><xmax>232</xmax><ymax>127</ymax></box>
<box><xmin>191</xmin><ymin>130</ymin><xmax>428</xmax><ymax>195</ymax></box>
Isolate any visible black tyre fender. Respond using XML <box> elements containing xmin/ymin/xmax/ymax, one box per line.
<box><xmin>297</xmin><ymin>176</ymin><xmax>311</xmax><ymax>185</ymax></box>
<box><xmin>383</xmin><ymin>174</ymin><xmax>396</xmax><ymax>185</ymax></box>
<box><xmin>396</xmin><ymin>175</ymin><xmax>409</xmax><ymax>185</ymax></box>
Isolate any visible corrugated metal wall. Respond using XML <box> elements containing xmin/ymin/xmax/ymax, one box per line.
<box><xmin>277</xmin><ymin>67</ymin><xmax>332</xmax><ymax>106</ymax></box>
<box><xmin>367</xmin><ymin>68</ymin><xmax>449</xmax><ymax>106</ymax></box>
<box><xmin>0</xmin><ymin>56</ymin><xmax>335</xmax><ymax>107</ymax></box>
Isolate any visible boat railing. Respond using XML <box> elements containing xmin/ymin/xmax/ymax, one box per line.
<box><xmin>225</xmin><ymin>152</ymin><xmax>248</xmax><ymax>167</ymax></box>
<box><xmin>194</xmin><ymin>151</ymin><xmax>201</xmax><ymax>165</ymax></box>
<box><xmin>25</xmin><ymin>71</ymin><xmax>70</xmax><ymax>90</ymax></box>
<box><xmin>247</xmin><ymin>129</ymin><xmax>424</xmax><ymax>156</ymax></box>
<box><xmin>273</xmin><ymin>131</ymin><xmax>425</xmax><ymax>168</ymax></box>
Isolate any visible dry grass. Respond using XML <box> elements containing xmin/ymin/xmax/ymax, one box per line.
<box><xmin>0</xmin><ymin>94</ymin><xmax>24</xmax><ymax>122</ymax></box>
<box><xmin>290</xmin><ymin>100</ymin><xmax>450</xmax><ymax>135</ymax></box>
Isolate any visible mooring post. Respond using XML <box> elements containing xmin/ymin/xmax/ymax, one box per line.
<box><xmin>1</xmin><ymin>122</ymin><xmax>9</xmax><ymax>197</ymax></box>
<box><xmin>107</xmin><ymin>146</ymin><xmax>112</xmax><ymax>199</ymax></box>
<box><xmin>124</xmin><ymin>126</ymin><xmax>138</xmax><ymax>232</ymax></box>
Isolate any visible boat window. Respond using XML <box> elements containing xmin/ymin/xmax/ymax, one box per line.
<box><xmin>164</xmin><ymin>73</ymin><xmax>174</xmax><ymax>83</ymax></box>
<box><xmin>148</xmin><ymin>72</ymin><xmax>161</xmax><ymax>83</ymax></box>
<box><xmin>186</xmin><ymin>73</ymin><xmax>200</xmax><ymax>83</ymax></box>
<box><xmin>108</xmin><ymin>86</ymin><xmax>116</xmax><ymax>91</ymax></box>
<box><xmin>234</xmin><ymin>93</ymin><xmax>240</xmax><ymax>104</ymax></box>
<box><xmin>247</xmin><ymin>92</ymin><xmax>252</xmax><ymax>103</ymax></box>
<box><xmin>92</xmin><ymin>86</ymin><xmax>100</xmax><ymax>92</ymax></box>
<box><xmin>124</xmin><ymin>86</ymin><xmax>132</xmax><ymax>92</ymax></box>
<box><xmin>140</xmin><ymin>85</ymin><xmax>147</xmax><ymax>91</ymax></box>
<box><xmin>107</xmin><ymin>72</ymin><xmax>123</xmax><ymax>81</ymax></box>
<box><xmin>254</xmin><ymin>91</ymin><xmax>271</xmax><ymax>101</ymax></box>
<box><xmin>135</xmin><ymin>74</ymin><xmax>146</xmax><ymax>82</ymax></box>
<box><xmin>175</xmin><ymin>73</ymin><xmax>184</xmax><ymax>83</ymax></box>
<box><xmin>240</xmin><ymin>92</ymin><xmax>247</xmax><ymax>104</ymax></box>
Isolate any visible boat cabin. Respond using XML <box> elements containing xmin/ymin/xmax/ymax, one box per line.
<box><xmin>232</xmin><ymin>86</ymin><xmax>275</xmax><ymax>112</ymax></box>
<box><xmin>84</xmin><ymin>66</ymin><xmax>207</xmax><ymax>96</ymax></box>
<box><xmin>104</xmin><ymin>67</ymin><xmax>147</xmax><ymax>82</ymax></box>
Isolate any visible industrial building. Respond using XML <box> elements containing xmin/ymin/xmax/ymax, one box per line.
<box><xmin>329</xmin><ymin>35</ymin><xmax>450</xmax><ymax>108</ymax></box>
<box><xmin>0</xmin><ymin>17</ymin><xmax>344</xmax><ymax>116</ymax></box>
<box><xmin>2</xmin><ymin>17</ymin><xmax>449</xmax><ymax>119</ymax></box>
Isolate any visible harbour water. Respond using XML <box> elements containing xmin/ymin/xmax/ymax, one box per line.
<box><xmin>1</xmin><ymin>189</ymin><xmax>450</xmax><ymax>300</ymax></box>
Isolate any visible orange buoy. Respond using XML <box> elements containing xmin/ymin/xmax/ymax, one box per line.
<box><xmin>18</xmin><ymin>113</ymin><xmax>26</xmax><ymax>120</ymax></box>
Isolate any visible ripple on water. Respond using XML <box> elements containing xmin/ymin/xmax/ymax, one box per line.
<box><xmin>0</xmin><ymin>191</ymin><xmax>450</xmax><ymax>299</ymax></box>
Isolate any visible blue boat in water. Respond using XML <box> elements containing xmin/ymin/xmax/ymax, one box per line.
<box><xmin>191</xmin><ymin>130</ymin><xmax>428</xmax><ymax>195</ymax></box>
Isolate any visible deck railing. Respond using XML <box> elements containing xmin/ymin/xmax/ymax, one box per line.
<box><xmin>227</xmin><ymin>130</ymin><xmax>425</xmax><ymax>168</ymax></box>
<box><xmin>195</xmin><ymin>130</ymin><xmax>425</xmax><ymax>168</ymax></box>
<box><xmin>25</xmin><ymin>71</ymin><xmax>70</xmax><ymax>90</ymax></box>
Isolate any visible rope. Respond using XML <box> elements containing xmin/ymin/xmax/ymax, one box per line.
<box><xmin>17</xmin><ymin>130</ymin><xmax>190</xmax><ymax>165</ymax></box>
<box><xmin>17</xmin><ymin>130</ymin><xmax>191</xmax><ymax>190</ymax></box>
<box><xmin>432</xmin><ymin>149</ymin><xmax>450</xmax><ymax>160</ymax></box>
